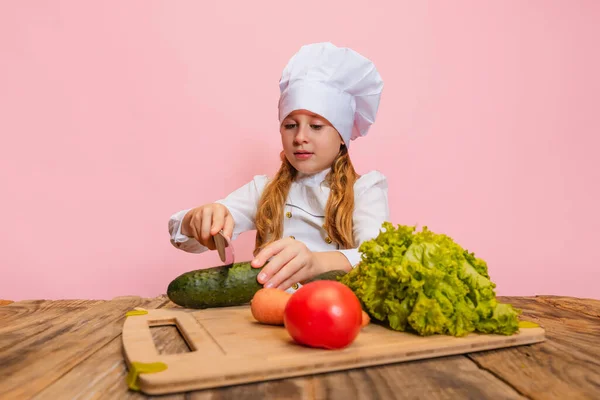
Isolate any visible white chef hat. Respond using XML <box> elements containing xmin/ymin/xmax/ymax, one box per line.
<box><xmin>278</xmin><ymin>42</ymin><xmax>384</xmax><ymax>148</ymax></box>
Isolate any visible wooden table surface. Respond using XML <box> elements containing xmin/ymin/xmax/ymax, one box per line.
<box><xmin>1</xmin><ymin>295</ymin><xmax>598</xmax><ymax>400</ymax></box>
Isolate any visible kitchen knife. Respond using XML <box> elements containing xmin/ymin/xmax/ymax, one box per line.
<box><xmin>214</xmin><ymin>230</ymin><xmax>234</xmax><ymax>265</ymax></box>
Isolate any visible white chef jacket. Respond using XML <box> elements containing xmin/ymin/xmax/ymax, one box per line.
<box><xmin>168</xmin><ymin>168</ymin><xmax>389</xmax><ymax>290</ymax></box>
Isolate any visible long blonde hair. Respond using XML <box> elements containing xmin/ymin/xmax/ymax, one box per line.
<box><xmin>254</xmin><ymin>146</ymin><xmax>359</xmax><ymax>255</ymax></box>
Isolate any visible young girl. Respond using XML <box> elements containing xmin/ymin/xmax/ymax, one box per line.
<box><xmin>169</xmin><ymin>42</ymin><xmax>389</xmax><ymax>293</ymax></box>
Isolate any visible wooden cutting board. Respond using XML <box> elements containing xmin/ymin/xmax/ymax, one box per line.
<box><xmin>122</xmin><ymin>306</ymin><xmax>545</xmax><ymax>395</ymax></box>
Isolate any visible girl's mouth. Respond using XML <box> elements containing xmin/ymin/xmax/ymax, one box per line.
<box><xmin>294</xmin><ymin>150</ymin><xmax>313</xmax><ymax>160</ymax></box>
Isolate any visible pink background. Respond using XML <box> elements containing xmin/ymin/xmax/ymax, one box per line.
<box><xmin>1</xmin><ymin>1</ymin><xmax>598</xmax><ymax>301</ymax></box>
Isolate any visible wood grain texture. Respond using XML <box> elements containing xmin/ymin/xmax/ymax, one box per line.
<box><xmin>2</xmin><ymin>296</ymin><xmax>598</xmax><ymax>400</ymax></box>
<box><xmin>0</xmin><ymin>299</ymin><xmax>103</xmax><ymax>324</ymax></box>
<box><xmin>469</xmin><ymin>296</ymin><xmax>600</xmax><ymax>400</ymax></box>
<box><xmin>536</xmin><ymin>295</ymin><xmax>600</xmax><ymax>319</ymax></box>
<box><xmin>184</xmin><ymin>356</ymin><xmax>528</xmax><ymax>400</ymax></box>
<box><xmin>0</xmin><ymin>299</ymin><xmax>105</xmax><ymax>350</ymax></box>
<box><xmin>32</xmin><ymin>297</ymin><xmax>185</xmax><ymax>400</ymax></box>
<box><xmin>504</xmin><ymin>297</ymin><xmax>599</xmax><ymax>360</ymax></box>
<box><xmin>0</xmin><ymin>296</ymin><xmax>168</xmax><ymax>399</ymax></box>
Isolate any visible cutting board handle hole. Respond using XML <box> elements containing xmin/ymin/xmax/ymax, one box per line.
<box><xmin>149</xmin><ymin>322</ymin><xmax>193</xmax><ymax>355</ymax></box>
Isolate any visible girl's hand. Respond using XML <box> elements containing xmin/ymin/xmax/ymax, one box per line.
<box><xmin>181</xmin><ymin>203</ymin><xmax>234</xmax><ymax>250</ymax></box>
<box><xmin>251</xmin><ymin>237</ymin><xmax>321</xmax><ymax>290</ymax></box>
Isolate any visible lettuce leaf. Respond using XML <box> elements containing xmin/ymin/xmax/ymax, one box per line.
<box><xmin>340</xmin><ymin>222</ymin><xmax>520</xmax><ymax>336</ymax></box>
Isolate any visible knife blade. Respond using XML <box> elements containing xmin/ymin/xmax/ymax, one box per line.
<box><xmin>214</xmin><ymin>230</ymin><xmax>234</xmax><ymax>265</ymax></box>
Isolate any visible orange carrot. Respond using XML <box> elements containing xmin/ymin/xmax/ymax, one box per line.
<box><xmin>250</xmin><ymin>288</ymin><xmax>291</xmax><ymax>325</ymax></box>
<box><xmin>251</xmin><ymin>287</ymin><xmax>371</xmax><ymax>327</ymax></box>
<box><xmin>361</xmin><ymin>310</ymin><xmax>371</xmax><ymax>327</ymax></box>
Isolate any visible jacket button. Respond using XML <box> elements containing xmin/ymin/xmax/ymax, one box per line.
<box><xmin>286</xmin><ymin>211</ymin><xmax>292</xmax><ymax>218</ymax></box>
<box><xmin>292</xmin><ymin>283</ymin><xmax>299</xmax><ymax>290</ymax></box>
<box><xmin>324</xmin><ymin>237</ymin><xmax>332</xmax><ymax>244</ymax></box>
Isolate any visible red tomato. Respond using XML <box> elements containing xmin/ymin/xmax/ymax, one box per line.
<box><xmin>283</xmin><ymin>280</ymin><xmax>363</xmax><ymax>350</ymax></box>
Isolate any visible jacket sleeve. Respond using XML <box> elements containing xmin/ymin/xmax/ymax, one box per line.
<box><xmin>336</xmin><ymin>170</ymin><xmax>390</xmax><ymax>267</ymax></box>
<box><xmin>168</xmin><ymin>175</ymin><xmax>269</xmax><ymax>253</ymax></box>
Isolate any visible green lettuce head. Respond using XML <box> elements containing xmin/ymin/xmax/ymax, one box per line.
<box><xmin>340</xmin><ymin>222</ymin><xmax>520</xmax><ymax>336</ymax></box>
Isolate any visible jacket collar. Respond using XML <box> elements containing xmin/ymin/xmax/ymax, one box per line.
<box><xmin>295</xmin><ymin>167</ymin><xmax>332</xmax><ymax>188</ymax></box>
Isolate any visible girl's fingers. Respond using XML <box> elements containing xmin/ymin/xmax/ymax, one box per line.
<box><xmin>276</xmin><ymin>266</ymin><xmax>308</xmax><ymax>291</ymax></box>
<box><xmin>223</xmin><ymin>213</ymin><xmax>235</xmax><ymax>240</ymax></box>
<box><xmin>256</xmin><ymin>244</ymin><xmax>297</xmax><ymax>285</ymax></box>
<box><xmin>270</xmin><ymin>257</ymin><xmax>307</xmax><ymax>290</ymax></box>
<box><xmin>189</xmin><ymin>214</ymin><xmax>201</xmax><ymax>243</ymax></box>
<box><xmin>252</xmin><ymin>239</ymin><xmax>287</xmax><ymax>268</ymax></box>
<box><xmin>200</xmin><ymin>207</ymin><xmax>213</xmax><ymax>243</ymax></box>
<box><xmin>211</xmin><ymin>206</ymin><xmax>226</xmax><ymax>235</ymax></box>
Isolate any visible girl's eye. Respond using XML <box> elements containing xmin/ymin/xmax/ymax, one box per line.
<box><xmin>311</xmin><ymin>124</ymin><xmax>323</xmax><ymax>130</ymax></box>
<box><xmin>284</xmin><ymin>123</ymin><xmax>297</xmax><ymax>129</ymax></box>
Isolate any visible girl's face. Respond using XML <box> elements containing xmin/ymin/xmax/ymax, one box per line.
<box><xmin>280</xmin><ymin>109</ymin><xmax>344</xmax><ymax>174</ymax></box>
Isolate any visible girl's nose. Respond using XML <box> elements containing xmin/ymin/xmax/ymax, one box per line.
<box><xmin>294</xmin><ymin>123</ymin><xmax>310</xmax><ymax>144</ymax></box>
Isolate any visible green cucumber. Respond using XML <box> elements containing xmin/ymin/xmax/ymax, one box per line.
<box><xmin>304</xmin><ymin>269</ymin><xmax>347</xmax><ymax>283</ymax></box>
<box><xmin>167</xmin><ymin>261</ymin><xmax>262</xmax><ymax>309</ymax></box>
<box><xmin>167</xmin><ymin>262</ymin><xmax>349</xmax><ymax>309</ymax></box>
